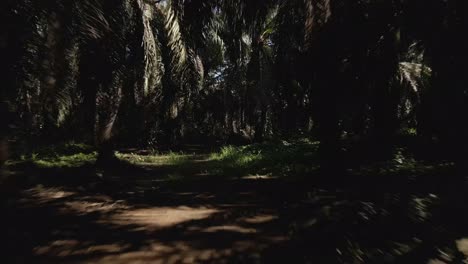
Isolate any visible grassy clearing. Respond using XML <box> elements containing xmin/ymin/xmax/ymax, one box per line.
<box><xmin>207</xmin><ymin>140</ymin><xmax>454</xmax><ymax>180</ymax></box>
<box><xmin>6</xmin><ymin>139</ymin><xmax>452</xmax><ymax>182</ymax></box>
<box><xmin>11</xmin><ymin>143</ymin><xmax>97</xmax><ymax>169</ymax></box>
<box><xmin>208</xmin><ymin>139</ymin><xmax>320</xmax><ymax>177</ymax></box>
<box><xmin>114</xmin><ymin>139</ymin><xmax>321</xmax><ymax>178</ymax></box>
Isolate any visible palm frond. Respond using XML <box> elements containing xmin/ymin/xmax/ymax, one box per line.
<box><xmin>76</xmin><ymin>0</ymin><xmax>111</xmax><ymax>40</ymax></box>
<box><xmin>398</xmin><ymin>42</ymin><xmax>431</xmax><ymax>94</ymax></box>
<box><xmin>162</xmin><ymin>2</ymin><xmax>187</xmax><ymax>72</ymax></box>
<box><xmin>304</xmin><ymin>0</ymin><xmax>332</xmax><ymax>48</ymax></box>
<box><xmin>398</xmin><ymin>62</ymin><xmax>431</xmax><ymax>93</ymax></box>
<box><xmin>138</xmin><ymin>0</ymin><xmax>162</xmax><ymax>95</ymax></box>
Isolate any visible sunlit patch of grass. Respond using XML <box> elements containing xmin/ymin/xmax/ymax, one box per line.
<box><xmin>12</xmin><ymin>142</ymin><xmax>97</xmax><ymax>169</ymax></box>
<box><xmin>29</xmin><ymin>152</ymin><xmax>97</xmax><ymax>168</ymax></box>
<box><xmin>210</xmin><ymin>145</ymin><xmax>263</xmax><ymax>168</ymax></box>
<box><xmin>208</xmin><ymin>140</ymin><xmax>320</xmax><ymax>177</ymax></box>
<box><xmin>117</xmin><ymin>151</ymin><xmax>191</xmax><ymax>166</ymax></box>
<box><xmin>115</xmin><ymin>140</ymin><xmax>320</xmax><ymax>178</ymax></box>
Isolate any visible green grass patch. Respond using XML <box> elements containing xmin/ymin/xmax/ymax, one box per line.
<box><xmin>208</xmin><ymin>139</ymin><xmax>320</xmax><ymax>177</ymax></box>
<box><xmin>31</xmin><ymin>152</ymin><xmax>97</xmax><ymax>168</ymax></box>
<box><xmin>117</xmin><ymin>151</ymin><xmax>191</xmax><ymax>166</ymax></box>
<box><xmin>14</xmin><ymin>142</ymin><xmax>97</xmax><ymax>169</ymax></box>
<box><xmin>114</xmin><ymin>139</ymin><xmax>321</xmax><ymax>179</ymax></box>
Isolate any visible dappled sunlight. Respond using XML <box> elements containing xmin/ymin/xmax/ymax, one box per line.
<box><xmin>202</xmin><ymin>225</ymin><xmax>257</xmax><ymax>234</ymax></box>
<box><xmin>63</xmin><ymin>200</ymin><xmax>127</xmax><ymax>215</ymax></box>
<box><xmin>90</xmin><ymin>241</ymin><xmax>263</xmax><ymax>264</ymax></box>
<box><xmin>427</xmin><ymin>260</ymin><xmax>447</xmax><ymax>264</ymax></box>
<box><xmin>4</xmin><ymin>163</ymin><xmax>468</xmax><ymax>264</ymax></box>
<box><xmin>21</xmin><ymin>187</ymin><xmax>76</xmax><ymax>204</ymax></box>
<box><xmin>21</xmin><ymin>186</ymin><xmax>126</xmax><ymax>215</ymax></box>
<box><xmin>80</xmin><ymin>235</ymin><xmax>288</xmax><ymax>263</ymax></box>
<box><xmin>241</xmin><ymin>214</ymin><xmax>278</xmax><ymax>224</ymax></box>
<box><xmin>2</xmin><ymin>139</ymin><xmax>467</xmax><ymax>263</ymax></box>
<box><xmin>241</xmin><ymin>174</ymin><xmax>276</xmax><ymax>180</ymax></box>
<box><xmin>34</xmin><ymin>240</ymin><xmax>127</xmax><ymax>258</ymax></box>
<box><xmin>107</xmin><ymin>206</ymin><xmax>220</xmax><ymax>229</ymax></box>
<box><xmin>456</xmin><ymin>239</ymin><xmax>468</xmax><ymax>257</ymax></box>
<box><xmin>6</xmin><ymin>183</ymin><xmax>290</xmax><ymax>263</ymax></box>
<box><xmin>117</xmin><ymin>153</ymin><xmax>210</xmax><ymax>168</ymax></box>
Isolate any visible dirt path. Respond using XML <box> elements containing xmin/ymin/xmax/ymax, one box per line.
<box><xmin>2</xmin><ymin>157</ymin><xmax>468</xmax><ymax>263</ymax></box>
<box><xmin>6</xmin><ymin>187</ymin><xmax>287</xmax><ymax>263</ymax></box>
<box><xmin>0</xmin><ymin>158</ymin><xmax>308</xmax><ymax>263</ymax></box>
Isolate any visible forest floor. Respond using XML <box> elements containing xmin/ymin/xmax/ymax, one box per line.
<box><xmin>1</xmin><ymin>141</ymin><xmax>468</xmax><ymax>263</ymax></box>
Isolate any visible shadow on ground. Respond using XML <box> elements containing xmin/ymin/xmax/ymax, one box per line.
<box><xmin>2</xmin><ymin>154</ymin><xmax>468</xmax><ymax>264</ymax></box>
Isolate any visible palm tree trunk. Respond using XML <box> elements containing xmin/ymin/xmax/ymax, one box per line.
<box><xmin>77</xmin><ymin>42</ymin><xmax>100</xmax><ymax>143</ymax></box>
<box><xmin>95</xmin><ymin>67</ymin><xmax>124</xmax><ymax>164</ymax></box>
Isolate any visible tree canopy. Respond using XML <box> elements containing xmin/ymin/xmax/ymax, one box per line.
<box><xmin>0</xmin><ymin>0</ymin><xmax>467</xmax><ymax>166</ymax></box>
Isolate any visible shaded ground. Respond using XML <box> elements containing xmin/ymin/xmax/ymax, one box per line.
<box><xmin>2</xmin><ymin>143</ymin><xmax>468</xmax><ymax>263</ymax></box>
